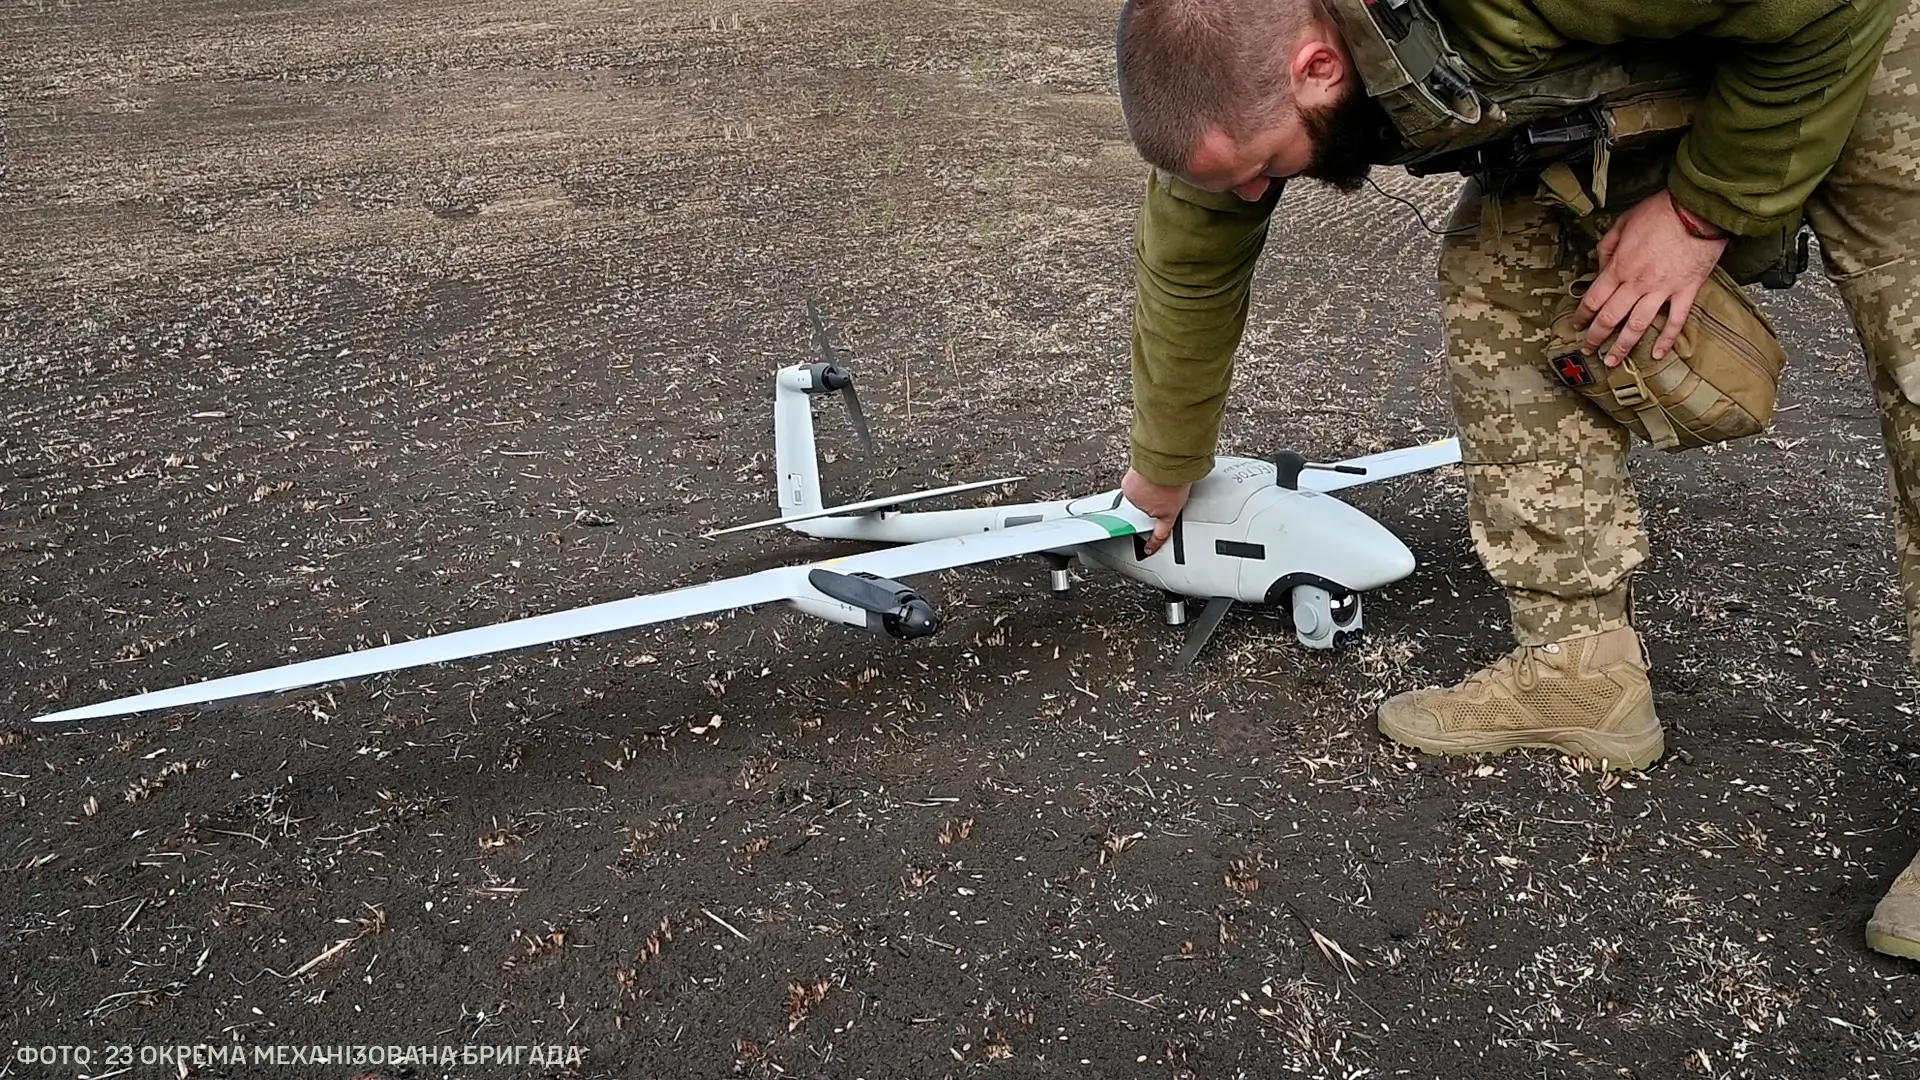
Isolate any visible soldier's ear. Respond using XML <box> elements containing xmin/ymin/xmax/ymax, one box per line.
<box><xmin>1290</xmin><ymin>38</ymin><xmax>1349</xmax><ymax>106</ymax></box>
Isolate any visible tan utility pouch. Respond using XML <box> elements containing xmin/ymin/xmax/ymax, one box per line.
<box><xmin>1544</xmin><ymin>267</ymin><xmax>1789</xmax><ymax>452</ymax></box>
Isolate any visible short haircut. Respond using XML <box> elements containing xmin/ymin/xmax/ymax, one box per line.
<box><xmin>1115</xmin><ymin>0</ymin><xmax>1319</xmax><ymax>171</ymax></box>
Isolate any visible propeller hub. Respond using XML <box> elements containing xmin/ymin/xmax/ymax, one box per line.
<box><xmin>885</xmin><ymin>599</ymin><xmax>941</xmax><ymax>640</ymax></box>
<box><xmin>808</xmin><ymin>568</ymin><xmax>941</xmax><ymax>641</ymax></box>
<box><xmin>1275</xmin><ymin>450</ymin><xmax>1308</xmax><ymax>490</ymax></box>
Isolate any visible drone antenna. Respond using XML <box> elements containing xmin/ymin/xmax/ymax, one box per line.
<box><xmin>1274</xmin><ymin>450</ymin><xmax>1366</xmax><ymax>490</ymax></box>
<box><xmin>805</xmin><ymin>299</ymin><xmax>875</xmax><ymax>455</ymax></box>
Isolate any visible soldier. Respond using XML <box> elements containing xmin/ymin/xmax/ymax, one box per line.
<box><xmin>1111</xmin><ymin>0</ymin><xmax>1920</xmax><ymax>960</ymax></box>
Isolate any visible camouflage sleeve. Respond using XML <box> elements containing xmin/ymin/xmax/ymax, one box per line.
<box><xmin>1664</xmin><ymin>0</ymin><xmax>1899</xmax><ymax>236</ymax></box>
<box><xmin>1128</xmin><ymin>169</ymin><xmax>1281</xmax><ymax>486</ymax></box>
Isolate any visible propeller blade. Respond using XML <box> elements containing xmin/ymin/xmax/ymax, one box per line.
<box><xmin>807</xmin><ymin>568</ymin><xmax>939</xmax><ymax>639</ymax></box>
<box><xmin>839</xmin><ymin>378</ymin><xmax>875</xmax><ymax>455</ymax></box>
<box><xmin>806</xmin><ymin>298</ymin><xmax>838</xmax><ymax>367</ymax></box>
<box><xmin>805</xmin><ymin>299</ymin><xmax>876</xmax><ymax>455</ymax></box>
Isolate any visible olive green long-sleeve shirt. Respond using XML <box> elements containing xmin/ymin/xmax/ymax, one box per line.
<box><xmin>1129</xmin><ymin>0</ymin><xmax>1897</xmax><ymax>486</ymax></box>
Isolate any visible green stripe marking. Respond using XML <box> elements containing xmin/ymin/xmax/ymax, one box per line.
<box><xmin>1080</xmin><ymin>512</ymin><xmax>1138</xmax><ymax>538</ymax></box>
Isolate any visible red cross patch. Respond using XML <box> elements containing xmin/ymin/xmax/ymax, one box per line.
<box><xmin>1554</xmin><ymin>352</ymin><xmax>1593</xmax><ymax>388</ymax></box>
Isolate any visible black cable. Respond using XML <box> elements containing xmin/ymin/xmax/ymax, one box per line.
<box><xmin>1366</xmin><ymin>174</ymin><xmax>1479</xmax><ymax>237</ymax></box>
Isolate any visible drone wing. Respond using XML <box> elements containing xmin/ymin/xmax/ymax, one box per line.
<box><xmin>28</xmin><ymin>507</ymin><xmax>1155</xmax><ymax>726</ymax></box>
<box><xmin>810</xmin><ymin>505</ymin><xmax>1154</xmax><ymax>579</ymax></box>
<box><xmin>702</xmin><ymin>475</ymin><xmax>1029</xmax><ymax>538</ymax></box>
<box><xmin>1301</xmin><ymin>437</ymin><xmax>1461</xmax><ymax>493</ymax></box>
<box><xmin>28</xmin><ymin>566</ymin><xmax>824</xmax><ymax>725</ymax></box>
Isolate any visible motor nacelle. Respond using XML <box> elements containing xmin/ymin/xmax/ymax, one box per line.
<box><xmin>806</xmin><ymin>568</ymin><xmax>941</xmax><ymax>640</ymax></box>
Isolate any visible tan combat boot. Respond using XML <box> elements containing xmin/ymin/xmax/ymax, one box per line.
<box><xmin>1376</xmin><ymin>626</ymin><xmax>1663</xmax><ymax>771</ymax></box>
<box><xmin>1867</xmin><ymin>852</ymin><xmax>1920</xmax><ymax>961</ymax></box>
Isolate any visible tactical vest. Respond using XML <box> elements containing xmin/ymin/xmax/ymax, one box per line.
<box><xmin>1320</xmin><ymin>0</ymin><xmax>1809</xmax><ymax>288</ymax></box>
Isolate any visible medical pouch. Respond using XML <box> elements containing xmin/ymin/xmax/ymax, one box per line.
<box><xmin>1544</xmin><ymin>266</ymin><xmax>1788</xmax><ymax>453</ymax></box>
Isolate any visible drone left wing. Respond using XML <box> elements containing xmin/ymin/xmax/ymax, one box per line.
<box><xmin>1301</xmin><ymin>437</ymin><xmax>1462</xmax><ymax>493</ymax></box>
<box><xmin>809</xmin><ymin>504</ymin><xmax>1154</xmax><ymax>580</ymax></box>
<box><xmin>29</xmin><ymin>566</ymin><xmax>831</xmax><ymax>724</ymax></box>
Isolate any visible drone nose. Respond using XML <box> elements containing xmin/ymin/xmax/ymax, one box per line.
<box><xmin>1384</xmin><ymin>539</ymin><xmax>1415</xmax><ymax>582</ymax></box>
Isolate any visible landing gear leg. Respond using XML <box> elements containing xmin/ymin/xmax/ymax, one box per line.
<box><xmin>1043</xmin><ymin>553</ymin><xmax>1073</xmax><ymax>593</ymax></box>
<box><xmin>1163</xmin><ymin>593</ymin><xmax>1188</xmax><ymax>626</ymax></box>
<box><xmin>1291</xmin><ymin>585</ymin><xmax>1362</xmax><ymax>649</ymax></box>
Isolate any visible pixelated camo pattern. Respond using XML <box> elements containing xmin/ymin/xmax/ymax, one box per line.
<box><xmin>1437</xmin><ymin>0</ymin><xmax>1920</xmax><ymax>657</ymax></box>
<box><xmin>1438</xmin><ymin>190</ymin><xmax>1642</xmax><ymax>645</ymax></box>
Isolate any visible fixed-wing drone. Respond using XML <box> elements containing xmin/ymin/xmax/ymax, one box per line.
<box><xmin>28</xmin><ymin>305</ymin><xmax>1460</xmax><ymax>725</ymax></box>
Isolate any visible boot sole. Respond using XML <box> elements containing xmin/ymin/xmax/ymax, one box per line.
<box><xmin>1377</xmin><ymin>711</ymin><xmax>1665</xmax><ymax>772</ymax></box>
<box><xmin>1866</xmin><ymin>927</ymin><xmax>1920</xmax><ymax>962</ymax></box>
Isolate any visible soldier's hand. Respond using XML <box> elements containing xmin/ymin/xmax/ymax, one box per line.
<box><xmin>1573</xmin><ymin>190</ymin><xmax>1729</xmax><ymax>368</ymax></box>
<box><xmin>1121</xmin><ymin>468</ymin><xmax>1190</xmax><ymax>556</ymax></box>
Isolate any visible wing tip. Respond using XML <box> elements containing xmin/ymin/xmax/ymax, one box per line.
<box><xmin>29</xmin><ymin>705</ymin><xmax>118</xmax><ymax>725</ymax></box>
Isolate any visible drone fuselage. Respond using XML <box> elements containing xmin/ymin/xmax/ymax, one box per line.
<box><xmin>23</xmin><ymin>344</ymin><xmax>1453</xmax><ymax>727</ymax></box>
<box><xmin>767</xmin><ymin>358</ymin><xmax>1443</xmax><ymax>658</ymax></box>
<box><xmin>787</xmin><ymin>455</ymin><xmax>1414</xmax><ymax>608</ymax></box>
<box><xmin>1075</xmin><ymin>456</ymin><xmax>1416</xmax><ymax>604</ymax></box>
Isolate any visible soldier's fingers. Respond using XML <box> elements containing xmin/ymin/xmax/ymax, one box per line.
<box><xmin>1573</xmin><ymin>271</ymin><xmax>1619</xmax><ymax>331</ymax></box>
<box><xmin>1581</xmin><ymin>284</ymin><xmax>1642</xmax><ymax>355</ymax></box>
<box><xmin>1603</xmin><ymin>292</ymin><xmax>1668</xmax><ymax>368</ymax></box>
<box><xmin>1144</xmin><ymin>518</ymin><xmax>1172</xmax><ymax>555</ymax></box>
<box><xmin>1650</xmin><ymin>287</ymin><xmax>1700</xmax><ymax>361</ymax></box>
<box><xmin>1596</xmin><ymin>223</ymin><xmax>1623</xmax><ymax>267</ymax></box>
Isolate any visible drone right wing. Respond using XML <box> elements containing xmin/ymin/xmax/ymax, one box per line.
<box><xmin>28</xmin><ymin>506</ymin><xmax>1153</xmax><ymax>726</ymax></box>
<box><xmin>28</xmin><ymin>566</ymin><xmax>835</xmax><ymax>725</ymax></box>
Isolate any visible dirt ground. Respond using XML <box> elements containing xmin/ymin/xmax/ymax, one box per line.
<box><xmin>5</xmin><ymin>2</ymin><xmax>1920</xmax><ymax>1078</ymax></box>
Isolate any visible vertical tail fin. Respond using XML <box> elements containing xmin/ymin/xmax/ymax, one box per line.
<box><xmin>771</xmin><ymin>302</ymin><xmax>876</xmax><ymax>521</ymax></box>
<box><xmin>773</xmin><ymin>363</ymin><xmax>827</xmax><ymax>519</ymax></box>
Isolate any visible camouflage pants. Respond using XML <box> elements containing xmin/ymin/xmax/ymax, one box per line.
<box><xmin>1438</xmin><ymin>1</ymin><xmax>1920</xmax><ymax>654</ymax></box>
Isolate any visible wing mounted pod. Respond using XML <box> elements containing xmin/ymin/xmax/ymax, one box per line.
<box><xmin>807</xmin><ymin>569</ymin><xmax>941</xmax><ymax>640</ymax></box>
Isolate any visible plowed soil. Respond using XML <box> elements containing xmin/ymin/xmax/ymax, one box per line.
<box><xmin>4</xmin><ymin>2</ymin><xmax>1919</xmax><ymax>1078</ymax></box>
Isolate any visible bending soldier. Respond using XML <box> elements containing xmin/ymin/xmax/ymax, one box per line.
<box><xmin>1111</xmin><ymin>0</ymin><xmax>1920</xmax><ymax>960</ymax></box>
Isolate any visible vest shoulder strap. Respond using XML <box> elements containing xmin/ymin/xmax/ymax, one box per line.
<box><xmin>1320</xmin><ymin>0</ymin><xmax>1708</xmax><ymax>170</ymax></box>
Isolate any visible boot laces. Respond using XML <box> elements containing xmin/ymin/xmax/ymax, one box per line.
<box><xmin>1458</xmin><ymin>644</ymin><xmax>1550</xmax><ymax>696</ymax></box>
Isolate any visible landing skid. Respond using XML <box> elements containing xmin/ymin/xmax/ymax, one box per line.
<box><xmin>1042</xmin><ymin>552</ymin><xmax>1073</xmax><ymax>592</ymax></box>
<box><xmin>1160</xmin><ymin>585</ymin><xmax>1363</xmax><ymax>668</ymax></box>
<box><xmin>1172</xmin><ymin>596</ymin><xmax>1236</xmax><ymax>670</ymax></box>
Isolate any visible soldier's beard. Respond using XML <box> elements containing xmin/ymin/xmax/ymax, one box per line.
<box><xmin>1297</xmin><ymin>85</ymin><xmax>1394</xmax><ymax>192</ymax></box>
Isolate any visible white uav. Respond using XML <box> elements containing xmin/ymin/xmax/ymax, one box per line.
<box><xmin>28</xmin><ymin>306</ymin><xmax>1460</xmax><ymax>725</ymax></box>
